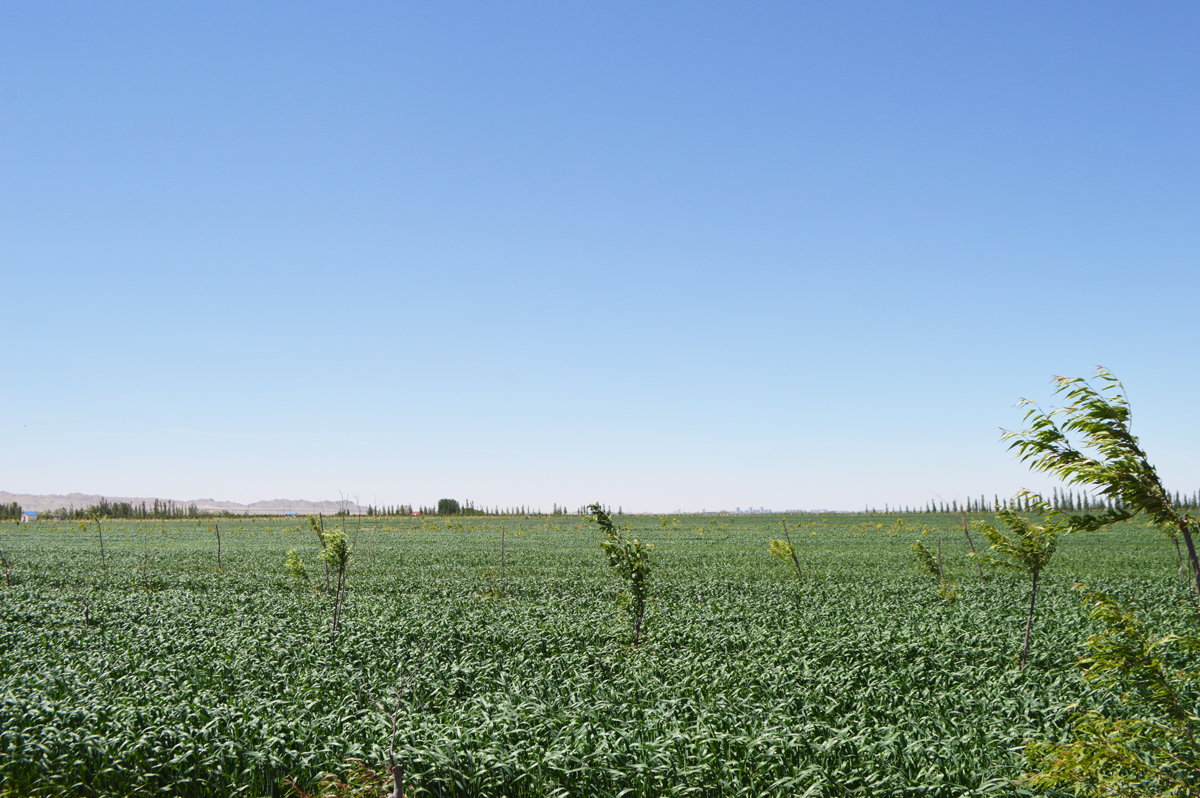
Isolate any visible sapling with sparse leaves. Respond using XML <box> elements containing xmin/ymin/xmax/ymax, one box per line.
<box><xmin>958</xmin><ymin>510</ymin><xmax>985</xmax><ymax>586</ymax></box>
<box><xmin>320</xmin><ymin>520</ymin><xmax>351</xmax><ymax>642</ymax></box>
<box><xmin>589</xmin><ymin>503</ymin><xmax>652</xmax><ymax>647</ymax></box>
<box><xmin>310</xmin><ymin>514</ymin><xmax>332</xmax><ymax>592</ymax></box>
<box><xmin>971</xmin><ymin>499</ymin><xmax>1060</xmax><ymax>668</ymax></box>
<box><xmin>79</xmin><ymin>511</ymin><xmax>107</xmax><ymax>572</ymax></box>
<box><xmin>381</xmin><ymin>649</ymin><xmax>425</xmax><ymax>798</ymax></box>
<box><xmin>768</xmin><ymin>519</ymin><xmax>803</xmax><ymax>580</ymax></box>
<box><xmin>292</xmin><ymin>649</ymin><xmax>429</xmax><ymax>798</ymax></box>
<box><xmin>911</xmin><ymin>524</ymin><xmax>959</xmax><ymax>602</ymax></box>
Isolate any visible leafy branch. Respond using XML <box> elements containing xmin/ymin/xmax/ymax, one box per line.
<box><xmin>769</xmin><ymin>519</ymin><xmax>803</xmax><ymax>580</ymax></box>
<box><xmin>1023</xmin><ymin>588</ymin><xmax>1200</xmax><ymax>797</ymax></box>
<box><xmin>1003</xmin><ymin>368</ymin><xmax>1200</xmax><ymax>611</ymax></box>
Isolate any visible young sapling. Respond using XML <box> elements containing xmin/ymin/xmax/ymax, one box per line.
<box><xmin>971</xmin><ymin>498</ymin><xmax>1060</xmax><ymax>667</ymax></box>
<box><xmin>910</xmin><ymin>526</ymin><xmax>959</xmax><ymax>602</ymax></box>
<box><xmin>769</xmin><ymin>519</ymin><xmax>803</xmax><ymax>580</ymax></box>
<box><xmin>589</xmin><ymin>503</ymin><xmax>652</xmax><ymax>647</ymax></box>
<box><xmin>80</xmin><ymin>511</ymin><xmax>107</xmax><ymax>572</ymax></box>
<box><xmin>310</xmin><ymin>514</ymin><xmax>332</xmax><ymax>592</ymax></box>
<box><xmin>958</xmin><ymin>510</ymin><xmax>985</xmax><ymax>586</ymax></box>
<box><xmin>320</xmin><ymin>520</ymin><xmax>351</xmax><ymax>642</ymax></box>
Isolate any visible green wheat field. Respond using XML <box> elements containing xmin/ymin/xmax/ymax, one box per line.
<box><xmin>0</xmin><ymin>513</ymin><xmax>1194</xmax><ymax>797</ymax></box>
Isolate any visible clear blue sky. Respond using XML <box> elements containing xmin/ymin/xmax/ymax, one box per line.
<box><xmin>3</xmin><ymin>2</ymin><xmax>1198</xmax><ymax>512</ymax></box>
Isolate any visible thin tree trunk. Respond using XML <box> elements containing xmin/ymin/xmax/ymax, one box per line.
<box><xmin>331</xmin><ymin>566</ymin><xmax>347</xmax><ymax>641</ymax></box>
<box><xmin>1177</xmin><ymin>518</ymin><xmax>1200</xmax><ymax>618</ymax></box>
<box><xmin>960</xmin><ymin>512</ymin><xmax>985</xmax><ymax>586</ymax></box>
<box><xmin>96</xmin><ymin>517</ymin><xmax>106</xmax><ymax>572</ymax></box>
<box><xmin>1021</xmin><ymin>569</ymin><xmax>1039</xmax><ymax>669</ymax></box>
<box><xmin>781</xmin><ymin>520</ymin><xmax>803</xmax><ymax>580</ymax></box>
<box><xmin>388</xmin><ymin>764</ymin><xmax>405</xmax><ymax>798</ymax></box>
<box><xmin>319</xmin><ymin>514</ymin><xmax>330</xmax><ymax>592</ymax></box>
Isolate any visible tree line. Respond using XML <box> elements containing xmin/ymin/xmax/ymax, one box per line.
<box><xmin>39</xmin><ymin>498</ymin><xmax>203</xmax><ymax>520</ymax></box>
<box><xmin>364</xmin><ymin>504</ymin><xmax>414</xmax><ymax>517</ymax></box>
<box><xmin>403</xmin><ymin>499</ymin><xmax>596</xmax><ymax>517</ymax></box>
<box><xmin>869</xmin><ymin>487</ymin><xmax>1200</xmax><ymax>516</ymax></box>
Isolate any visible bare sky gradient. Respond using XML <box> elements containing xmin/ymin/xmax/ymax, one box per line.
<box><xmin>3</xmin><ymin>2</ymin><xmax>1198</xmax><ymax>512</ymax></box>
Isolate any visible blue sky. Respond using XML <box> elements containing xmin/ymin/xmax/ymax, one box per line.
<box><xmin>3</xmin><ymin>2</ymin><xmax>1198</xmax><ymax>512</ymax></box>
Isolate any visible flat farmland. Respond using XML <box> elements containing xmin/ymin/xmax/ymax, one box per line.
<box><xmin>0</xmin><ymin>513</ymin><xmax>1193</xmax><ymax>797</ymax></box>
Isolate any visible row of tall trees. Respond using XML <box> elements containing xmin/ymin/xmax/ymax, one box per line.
<box><xmin>350</xmin><ymin>501</ymin><xmax>590</xmax><ymax>517</ymax></box>
<box><xmin>416</xmin><ymin>499</ymin><xmax>568</xmax><ymax>517</ymax></box>
<box><xmin>364</xmin><ymin>504</ymin><xmax>414</xmax><ymax>517</ymax></box>
<box><xmin>871</xmin><ymin>488</ymin><xmax>1199</xmax><ymax>516</ymax></box>
<box><xmin>0</xmin><ymin>502</ymin><xmax>21</xmax><ymax>520</ymax></box>
<box><xmin>40</xmin><ymin>499</ymin><xmax>201</xmax><ymax>520</ymax></box>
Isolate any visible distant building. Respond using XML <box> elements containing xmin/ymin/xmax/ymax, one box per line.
<box><xmin>21</xmin><ymin>511</ymin><xmax>38</xmax><ymax>523</ymax></box>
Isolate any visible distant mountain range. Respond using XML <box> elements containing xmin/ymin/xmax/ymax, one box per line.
<box><xmin>0</xmin><ymin>491</ymin><xmax>364</xmax><ymax>515</ymax></box>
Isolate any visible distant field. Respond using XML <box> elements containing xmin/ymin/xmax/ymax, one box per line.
<box><xmin>0</xmin><ymin>513</ymin><xmax>1193</xmax><ymax>797</ymax></box>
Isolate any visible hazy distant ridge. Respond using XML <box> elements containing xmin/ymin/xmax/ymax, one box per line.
<box><xmin>0</xmin><ymin>491</ymin><xmax>364</xmax><ymax>515</ymax></box>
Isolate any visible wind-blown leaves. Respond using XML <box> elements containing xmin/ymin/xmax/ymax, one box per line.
<box><xmin>1003</xmin><ymin>368</ymin><xmax>1200</xmax><ymax>604</ymax></box>
<box><xmin>1023</xmin><ymin>589</ymin><xmax>1200</xmax><ymax>797</ymax></box>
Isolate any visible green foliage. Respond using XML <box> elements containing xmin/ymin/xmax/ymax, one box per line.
<box><xmin>770</xmin><ymin>520</ymin><xmax>805</xmax><ymax>580</ymax></box>
<box><xmin>285</xmin><ymin>548</ymin><xmax>308</xmax><ymax>580</ymax></box>
<box><xmin>910</xmin><ymin>541</ymin><xmax>941</xmax><ymax>579</ymax></box>
<box><xmin>318</xmin><ymin>524</ymin><xmax>351</xmax><ymax>573</ymax></box>
<box><xmin>1006</xmin><ymin>369</ymin><xmax>1200</xmax><ymax>795</ymax></box>
<box><xmin>437</xmin><ymin>498</ymin><xmax>461</xmax><ymax>515</ymax></box>
<box><xmin>50</xmin><ymin>498</ymin><xmax>202</xmax><ymax>520</ymax></box>
<box><xmin>1003</xmin><ymin>368</ymin><xmax>1200</xmax><ymax>604</ymax></box>
<box><xmin>769</xmin><ymin>538</ymin><xmax>796</xmax><ymax>565</ymax></box>
<box><xmin>589</xmin><ymin>502</ymin><xmax>652</xmax><ymax>646</ymax></box>
<box><xmin>971</xmin><ymin>506</ymin><xmax>1060</xmax><ymax>578</ymax></box>
<box><xmin>1023</xmin><ymin>589</ymin><xmax>1200</xmax><ymax>796</ymax></box>
<box><xmin>910</xmin><ymin>539</ymin><xmax>959</xmax><ymax>602</ymax></box>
